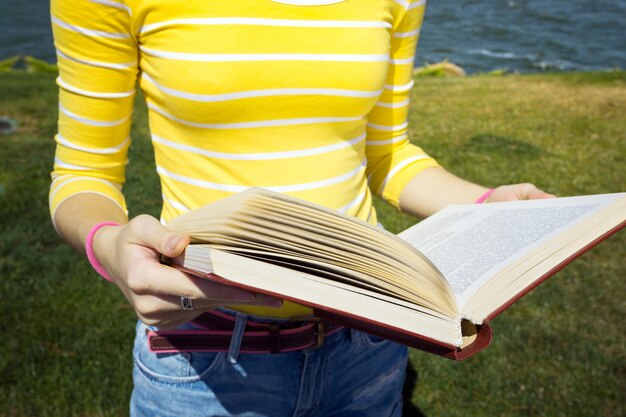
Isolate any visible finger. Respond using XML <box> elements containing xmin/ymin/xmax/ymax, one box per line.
<box><xmin>132</xmin><ymin>294</ymin><xmax>218</xmax><ymax>328</ymax></box>
<box><xmin>126</xmin><ymin>259</ymin><xmax>254</xmax><ymax>301</ymax></box>
<box><xmin>493</xmin><ymin>184</ymin><xmax>538</xmax><ymax>201</ymax></box>
<box><xmin>147</xmin><ymin>310</ymin><xmax>212</xmax><ymax>330</ymax></box>
<box><xmin>137</xmin><ymin>308</ymin><xmax>203</xmax><ymax>329</ymax></box>
<box><xmin>514</xmin><ymin>183</ymin><xmax>556</xmax><ymax>200</ymax></box>
<box><xmin>136</xmin><ymin>292</ymin><xmax>281</xmax><ymax>316</ymax></box>
<box><xmin>528</xmin><ymin>189</ymin><xmax>557</xmax><ymax>200</ymax></box>
<box><xmin>135</xmin><ymin>293</ymin><xmax>282</xmax><ymax>329</ymax></box>
<box><xmin>133</xmin><ymin>293</ymin><xmax>218</xmax><ymax>316</ymax></box>
<box><xmin>490</xmin><ymin>186</ymin><xmax>519</xmax><ymax>202</ymax></box>
<box><xmin>126</xmin><ymin>259</ymin><xmax>282</xmax><ymax>306</ymax></box>
<box><xmin>153</xmin><ymin>317</ymin><xmax>199</xmax><ymax>330</ymax></box>
<box><xmin>509</xmin><ymin>183</ymin><xmax>536</xmax><ymax>200</ymax></box>
<box><xmin>125</xmin><ymin>214</ymin><xmax>190</xmax><ymax>257</ymax></box>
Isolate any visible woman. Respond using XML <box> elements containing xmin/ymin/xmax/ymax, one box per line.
<box><xmin>50</xmin><ymin>0</ymin><xmax>553</xmax><ymax>415</ymax></box>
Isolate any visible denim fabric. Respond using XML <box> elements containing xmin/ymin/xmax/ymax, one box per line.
<box><xmin>130</xmin><ymin>314</ymin><xmax>408</xmax><ymax>417</ymax></box>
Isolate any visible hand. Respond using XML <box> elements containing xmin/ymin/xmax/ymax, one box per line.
<box><xmin>92</xmin><ymin>214</ymin><xmax>282</xmax><ymax>329</ymax></box>
<box><xmin>486</xmin><ymin>183</ymin><xmax>556</xmax><ymax>203</ymax></box>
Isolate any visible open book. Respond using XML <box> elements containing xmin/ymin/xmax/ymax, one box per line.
<box><xmin>162</xmin><ymin>188</ymin><xmax>626</xmax><ymax>360</ymax></box>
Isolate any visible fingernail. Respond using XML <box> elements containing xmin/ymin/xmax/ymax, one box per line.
<box><xmin>167</xmin><ymin>235</ymin><xmax>181</xmax><ymax>251</ymax></box>
<box><xmin>235</xmin><ymin>293</ymin><xmax>256</xmax><ymax>302</ymax></box>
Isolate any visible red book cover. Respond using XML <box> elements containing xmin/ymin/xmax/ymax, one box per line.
<box><xmin>166</xmin><ymin>217</ymin><xmax>624</xmax><ymax>361</ymax></box>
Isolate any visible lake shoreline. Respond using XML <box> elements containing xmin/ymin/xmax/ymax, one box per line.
<box><xmin>2</xmin><ymin>0</ymin><xmax>625</xmax><ymax>74</ymax></box>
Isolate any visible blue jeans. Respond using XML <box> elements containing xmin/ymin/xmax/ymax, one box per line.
<box><xmin>130</xmin><ymin>313</ymin><xmax>408</xmax><ymax>417</ymax></box>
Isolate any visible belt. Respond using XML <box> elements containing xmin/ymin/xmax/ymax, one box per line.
<box><xmin>146</xmin><ymin>310</ymin><xmax>343</xmax><ymax>355</ymax></box>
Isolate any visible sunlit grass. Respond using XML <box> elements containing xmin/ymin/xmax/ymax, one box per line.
<box><xmin>1</xmin><ymin>71</ymin><xmax>624</xmax><ymax>417</ymax></box>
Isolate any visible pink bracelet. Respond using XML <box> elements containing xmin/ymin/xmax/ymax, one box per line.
<box><xmin>85</xmin><ymin>221</ymin><xmax>119</xmax><ymax>282</ymax></box>
<box><xmin>475</xmin><ymin>188</ymin><xmax>496</xmax><ymax>204</ymax></box>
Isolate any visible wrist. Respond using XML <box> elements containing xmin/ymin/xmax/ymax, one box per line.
<box><xmin>475</xmin><ymin>188</ymin><xmax>496</xmax><ymax>204</ymax></box>
<box><xmin>86</xmin><ymin>221</ymin><xmax>120</xmax><ymax>282</ymax></box>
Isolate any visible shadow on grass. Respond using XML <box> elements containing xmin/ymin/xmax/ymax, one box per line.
<box><xmin>462</xmin><ymin>133</ymin><xmax>542</xmax><ymax>157</ymax></box>
<box><xmin>403</xmin><ymin>361</ymin><xmax>426</xmax><ymax>417</ymax></box>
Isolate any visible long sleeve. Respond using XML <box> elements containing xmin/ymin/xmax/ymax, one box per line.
<box><xmin>365</xmin><ymin>0</ymin><xmax>439</xmax><ymax>209</ymax></box>
<box><xmin>49</xmin><ymin>0</ymin><xmax>138</xmax><ymax>222</ymax></box>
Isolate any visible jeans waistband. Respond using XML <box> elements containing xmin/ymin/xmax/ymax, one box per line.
<box><xmin>146</xmin><ymin>309</ymin><xmax>343</xmax><ymax>362</ymax></box>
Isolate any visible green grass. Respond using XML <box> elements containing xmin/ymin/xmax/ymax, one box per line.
<box><xmin>1</xmin><ymin>71</ymin><xmax>624</xmax><ymax>417</ymax></box>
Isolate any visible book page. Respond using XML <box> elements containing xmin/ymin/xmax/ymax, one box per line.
<box><xmin>398</xmin><ymin>194</ymin><xmax>625</xmax><ymax>308</ymax></box>
<box><xmin>208</xmin><ymin>249</ymin><xmax>461</xmax><ymax>345</ymax></box>
<box><xmin>166</xmin><ymin>187</ymin><xmax>457</xmax><ymax>315</ymax></box>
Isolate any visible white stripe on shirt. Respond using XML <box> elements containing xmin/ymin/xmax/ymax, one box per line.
<box><xmin>394</xmin><ymin>0</ymin><xmax>410</xmax><ymax>9</ymax></box>
<box><xmin>152</xmin><ymin>133</ymin><xmax>365</xmax><ymax>160</ymax></box>
<box><xmin>148</xmin><ymin>102</ymin><xmax>362</xmax><ymax>129</ymax></box>
<box><xmin>49</xmin><ymin>175</ymin><xmax>122</xmax><ymax>203</ymax></box>
<box><xmin>366</xmin><ymin>121</ymin><xmax>409</xmax><ymax>132</ymax></box>
<box><xmin>140</xmin><ymin>46</ymin><xmax>389</xmax><ymax>63</ymax></box>
<box><xmin>56</xmin><ymin>133</ymin><xmax>130</xmax><ymax>154</ymax></box>
<box><xmin>54</xmin><ymin>157</ymin><xmax>91</xmax><ymax>171</ymax></box>
<box><xmin>269</xmin><ymin>0</ymin><xmax>346</xmax><ymax>6</ymax></box>
<box><xmin>56</xmin><ymin>48</ymin><xmax>135</xmax><ymax>70</ymax></box>
<box><xmin>374</xmin><ymin>98</ymin><xmax>410</xmax><ymax>109</ymax></box>
<box><xmin>383</xmin><ymin>80</ymin><xmax>414</xmax><ymax>92</ymax></box>
<box><xmin>336</xmin><ymin>189</ymin><xmax>367</xmax><ymax>213</ymax></box>
<box><xmin>366</xmin><ymin>134</ymin><xmax>408</xmax><ymax>146</ymax></box>
<box><xmin>140</xmin><ymin>17</ymin><xmax>391</xmax><ymax>34</ymax></box>
<box><xmin>157</xmin><ymin>162</ymin><xmax>364</xmax><ymax>193</ymax></box>
<box><xmin>88</xmin><ymin>0</ymin><xmax>132</xmax><ymax>15</ymax></box>
<box><xmin>162</xmin><ymin>194</ymin><xmax>190</xmax><ymax>213</ymax></box>
<box><xmin>51</xmin><ymin>15</ymin><xmax>130</xmax><ymax>39</ymax></box>
<box><xmin>57</xmin><ymin>77</ymin><xmax>136</xmax><ymax>99</ymax></box>
<box><xmin>142</xmin><ymin>72</ymin><xmax>382</xmax><ymax>102</ymax></box>
<box><xmin>393</xmin><ymin>29</ymin><xmax>420</xmax><ymax>38</ymax></box>
<box><xmin>390</xmin><ymin>56</ymin><xmax>415</xmax><ymax>65</ymax></box>
<box><xmin>409</xmin><ymin>0</ymin><xmax>427</xmax><ymax>10</ymax></box>
<box><xmin>59</xmin><ymin>103</ymin><xmax>130</xmax><ymax>127</ymax></box>
<box><xmin>379</xmin><ymin>155</ymin><xmax>430</xmax><ymax>192</ymax></box>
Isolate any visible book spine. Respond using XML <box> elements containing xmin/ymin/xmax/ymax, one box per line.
<box><xmin>207</xmin><ymin>272</ymin><xmax>495</xmax><ymax>361</ymax></box>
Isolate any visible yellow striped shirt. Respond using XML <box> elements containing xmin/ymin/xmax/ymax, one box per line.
<box><xmin>50</xmin><ymin>0</ymin><xmax>439</xmax><ymax>318</ymax></box>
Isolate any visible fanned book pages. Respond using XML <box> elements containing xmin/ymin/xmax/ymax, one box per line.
<box><xmin>162</xmin><ymin>188</ymin><xmax>626</xmax><ymax>360</ymax></box>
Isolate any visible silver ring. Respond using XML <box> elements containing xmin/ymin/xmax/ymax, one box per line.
<box><xmin>180</xmin><ymin>296</ymin><xmax>194</xmax><ymax>311</ymax></box>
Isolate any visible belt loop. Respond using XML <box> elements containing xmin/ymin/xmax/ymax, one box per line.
<box><xmin>226</xmin><ymin>312</ymin><xmax>248</xmax><ymax>365</ymax></box>
<box><xmin>268</xmin><ymin>323</ymin><xmax>281</xmax><ymax>354</ymax></box>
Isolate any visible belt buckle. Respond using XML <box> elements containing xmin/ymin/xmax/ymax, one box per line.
<box><xmin>313</xmin><ymin>321</ymin><xmax>325</xmax><ymax>349</ymax></box>
<box><xmin>286</xmin><ymin>315</ymin><xmax>326</xmax><ymax>350</ymax></box>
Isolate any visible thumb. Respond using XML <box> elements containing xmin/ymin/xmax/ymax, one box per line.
<box><xmin>160</xmin><ymin>230</ymin><xmax>191</xmax><ymax>257</ymax></box>
<box><xmin>127</xmin><ymin>214</ymin><xmax>191</xmax><ymax>257</ymax></box>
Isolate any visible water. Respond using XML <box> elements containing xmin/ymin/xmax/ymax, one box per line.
<box><xmin>1</xmin><ymin>0</ymin><xmax>625</xmax><ymax>74</ymax></box>
<box><xmin>0</xmin><ymin>0</ymin><xmax>52</xmax><ymax>62</ymax></box>
<box><xmin>418</xmin><ymin>0</ymin><xmax>626</xmax><ymax>73</ymax></box>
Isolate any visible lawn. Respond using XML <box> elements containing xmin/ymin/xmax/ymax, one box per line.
<box><xmin>0</xmin><ymin>71</ymin><xmax>624</xmax><ymax>417</ymax></box>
